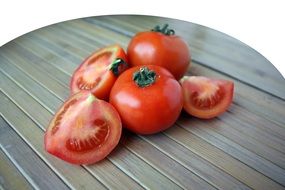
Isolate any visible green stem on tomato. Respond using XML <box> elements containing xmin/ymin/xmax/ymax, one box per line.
<box><xmin>151</xmin><ymin>24</ymin><xmax>175</xmax><ymax>35</ymax></box>
<box><xmin>133</xmin><ymin>67</ymin><xmax>156</xmax><ymax>87</ymax></box>
<box><xmin>110</xmin><ymin>58</ymin><xmax>126</xmax><ymax>76</ymax></box>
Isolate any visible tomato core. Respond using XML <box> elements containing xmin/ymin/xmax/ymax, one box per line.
<box><xmin>65</xmin><ymin>118</ymin><xmax>110</xmax><ymax>152</ymax></box>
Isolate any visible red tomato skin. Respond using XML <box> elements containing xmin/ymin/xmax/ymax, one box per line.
<box><xmin>70</xmin><ymin>45</ymin><xmax>128</xmax><ymax>100</ymax></box>
<box><xmin>127</xmin><ymin>32</ymin><xmax>191</xmax><ymax>80</ymax></box>
<box><xmin>110</xmin><ymin>65</ymin><xmax>183</xmax><ymax>135</ymax></box>
<box><xmin>44</xmin><ymin>92</ymin><xmax>122</xmax><ymax>165</ymax></box>
<box><xmin>180</xmin><ymin>76</ymin><xmax>234</xmax><ymax>119</ymax></box>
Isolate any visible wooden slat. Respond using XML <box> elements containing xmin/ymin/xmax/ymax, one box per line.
<box><xmin>85</xmin><ymin>16</ymin><xmax>285</xmax><ymax>99</ymax></box>
<box><xmin>0</xmin><ymin>117</ymin><xmax>69</xmax><ymax>190</ymax></box>
<box><xmin>0</xmin><ymin>144</ymin><xmax>33</xmax><ymax>190</ymax></box>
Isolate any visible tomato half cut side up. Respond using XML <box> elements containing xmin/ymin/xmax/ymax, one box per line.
<box><xmin>44</xmin><ymin>91</ymin><xmax>122</xmax><ymax>165</ymax></box>
<box><xmin>70</xmin><ymin>45</ymin><xmax>128</xmax><ymax>100</ymax></box>
<box><xmin>180</xmin><ymin>76</ymin><xmax>234</xmax><ymax>119</ymax></box>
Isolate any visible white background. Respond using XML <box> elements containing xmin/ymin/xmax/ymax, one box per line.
<box><xmin>0</xmin><ymin>0</ymin><xmax>284</xmax><ymax>78</ymax></box>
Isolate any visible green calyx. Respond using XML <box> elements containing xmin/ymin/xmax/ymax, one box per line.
<box><xmin>151</xmin><ymin>24</ymin><xmax>175</xmax><ymax>35</ymax></box>
<box><xmin>110</xmin><ymin>58</ymin><xmax>126</xmax><ymax>76</ymax></box>
<box><xmin>133</xmin><ymin>67</ymin><xmax>156</xmax><ymax>87</ymax></box>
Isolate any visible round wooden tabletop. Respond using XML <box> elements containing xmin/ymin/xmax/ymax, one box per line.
<box><xmin>0</xmin><ymin>15</ymin><xmax>285</xmax><ymax>190</ymax></box>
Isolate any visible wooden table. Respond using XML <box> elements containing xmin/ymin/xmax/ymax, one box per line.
<box><xmin>1</xmin><ymin>15</ymin><xmax>285</xmax><ymax>190</ymax></box>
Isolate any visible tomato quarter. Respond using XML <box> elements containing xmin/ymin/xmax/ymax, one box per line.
<box><xmin>127</xmin><ymin>24</ymin><xmax>191</xmax><ymax>80</ymax></box>
<box><xmin>110</xmin><ymin>65</ymin><xmax>183</xmax><ymax>135</ymax></box>
<box><xmin>180</xmin><ymin>76</ymin><xmax>234</xmax><ymax>119</ymax></box>
<box><xmin>44</xmin><ymin>91</ymin><xmax>122</xmax><ymax>165</ymax></box>
<box><xmin>70</xmin><ymin>45</ymin><xmax>128</xmax><ymax>100</ymax></box>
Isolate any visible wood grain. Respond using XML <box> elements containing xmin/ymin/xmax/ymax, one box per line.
<box><xmin>0</xmin><ymin>144</ymin><xmax>33</xmax><ymax>190</ymax></box>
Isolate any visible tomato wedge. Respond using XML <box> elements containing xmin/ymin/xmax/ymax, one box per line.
<box><xmin>44</xmin><ymin>91</ymin><xmax>122</xmax><ymax>165</ymax></box>
<box><xmin>70</xmin><ymin>45</ymin><xmax>128</xmax><ymax>100</ymax></box>
<box><xmin>180</xmin><ymin>76</ymin><xmax>234</xmax><ymax>119</ymax></box>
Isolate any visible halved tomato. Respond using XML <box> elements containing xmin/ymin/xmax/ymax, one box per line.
<box><xmin>70</xmin><ymin>45</ymin><xmax>128</xmax><ymax>100</ymax></box>
<box><xmin>180</xmin><ymin>76</ymin><xmax>234</xmax><ymax>119</ymax></box>
<box><xmin>44</xmin><ymin>91</ymin><xmax>122</xmax><ymax>165</ymax></box>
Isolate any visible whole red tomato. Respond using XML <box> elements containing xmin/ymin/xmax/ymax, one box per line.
<box><xmin>127</xmin><ymin>24</ymin><xmax>191</xmax><ymax>80</ymax></box>
<box><xmin>109</xmin><ymin>65</ymin><xmax>183</xmax><ymax>135</ymax></box>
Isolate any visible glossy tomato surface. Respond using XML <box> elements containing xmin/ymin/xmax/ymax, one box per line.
<box><xmin>44</xmin><ymin>91</ymin><xmax>122</xmax><ymax>165</ymax></box>
<box><xmin>70</xmin><ymin>45</ymin><xmax>128</xmax><ymax>100</ymax></box>
<box><xmin>127</xmin><ymin>27</ymin><xmax>191</xmax><ymax>80</ymax></box>
<box><xmin>110</xmin><ymin>65</ymin><xmax>183</xmax><ymax>135</ymax></box>
<box><xmin>180</xmin><ymin>76</ymin><xmax>234</xmax><ymax>119</ymax></box>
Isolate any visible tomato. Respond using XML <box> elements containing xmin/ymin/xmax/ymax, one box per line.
<box><xmin>109</xmin><ymin>65</ymin><xmax>183</xmax><ymax>135</ymax></box>
<box><xmin>127</xmin><ymin>24</ymin><xmax>191</xmax><ymax>80</ymax></box>
<box><xmin>70</xmin><ymin>45</ymin><xmax>128</xmax><ymax>100</ymax></box>
<box><xmin>180</xmin><ymin>76</ymin><xmax>234</xmax><ymax>119</ymax></box>
<box><xmin>44</xmin><ymin>91</ymin><xmax>122</xmax><ymax>165</ymax></box>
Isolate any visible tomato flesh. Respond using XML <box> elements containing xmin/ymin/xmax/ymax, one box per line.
<box><xmin>45</xmin><ymin>91</ymin><xmax>122</xmax><ymax>165</ymax></box>
<box><xmin>180</xmin><ymin>76</ymin><xmax>234</xmax><ymax>119</ymax></box>
<box><xmin>70</xmin><ymin>45</ymin><xmax>127</xmax><ymax>100</ymax></box>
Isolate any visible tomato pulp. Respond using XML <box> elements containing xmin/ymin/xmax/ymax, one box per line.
<box><xmin>110</xmin><ymin>65</ymin><xmax>183</xmax><ymax>134</ymax></box>
<box><xmin>45</xmin><ymin>91</ymin><xmax>122</xmax><ymax>165</ymax></box>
